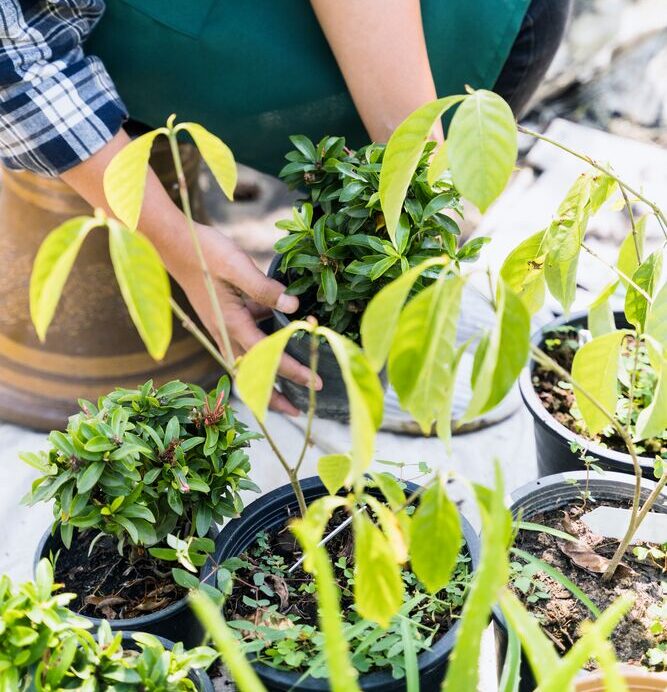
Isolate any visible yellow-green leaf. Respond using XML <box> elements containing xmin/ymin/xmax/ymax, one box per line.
<box><xmin>588</xmin><ymin>282</ymin><xmax>618</xmax><ymax>338</ymax></box>
<box><xmin>181</xmin><ymin>123</ymin><xmax>237</xmax><ymax>201</ymax></box>
<box><xmin>635</xmin><ymin>361</ymin><xmax>667</xmax><ymax>441</ymax></box>
<box><xmin>365</xmin><ymin>495</ymin><xmax>409</xmax><ymax>564</ymax></box>
<box><xmin>616</xmin><ymin>215</ymin><xmax>646</xmax><ymax>281</ymax></box>
<box><xmin>571</xmin><ymin>331</ymin><xmax>626</xmax><ymax>436</ymax></box>
<box><xmin>625</xmin><ymin>250</ymin><xmax>663</xmax><ymax>331</ymax></box>
<box><xmin>448</xmin><ymin>89</ymin><xmax>517</xmax><ymax>213</ymax></box>
<box><xmin>410</xmin><ymin>481</ymin><xmax>461</xmax><ymax>593</ymax></box>
<box><xmin>317</xmin><ymin>454</ymin><xmax>351</xmax><ymax>495</ymax></box>
<box><xmin>235</xmin><ymin>321</ymin><xmax>313</xmax><ymax>423</ymax></box>
<box><xmin>646</xmin><ymin>281</ymin><xmax>667</xmax><ymax>349</ymax></box>
<box><xmin>499</xmin><ymin>230</ymin><xmax>547</xmax><ymax>315</ymax></box>
<box><xmin>361</xmin><ymin>257</ymin><xmax>446</xmax><ymax>371</ymax></box>
<box><xmin>30</xmin><ymin>216</ymin><xmax>99</xmax><ymax>341</ymax></box>
<box><xmin>353</xmin><ymin>511</ymin><xmax>403</xmax><ymax>628</ymax></box>
<box><xmin>318</xmin><ymin>328</ymin><xmax>384</xmax><ymax>480</ymax></box>
<box><xmin>108</xmin><ymin>220</ymin><xmax>172</xmax><ymax>361</ymax></box>
<box><xmin>427</xmin><ymin>141</ymin><xmax>449</xmax><ymax>187</ymax></box>
<box><xmin>104</xmin><ymin>130</ymin><xmax>163</xmax><ymax>230</ymax></box>
<box><xmin>379</xmin><ymin>95</ymin><xmax>464</xmax><ymax>243</ymax></box>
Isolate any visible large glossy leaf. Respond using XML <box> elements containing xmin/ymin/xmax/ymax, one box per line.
<box><xmin>30</xmin><ymin>216</ymin><xmax>99</xmax><ymax>341</ymax></box>
<box><xmin>499</xmin><ymin>230</ymin><xmax>547</xmax><ymax>315</ymax></box>
<box><xmin>181</xmin><ymin>123</ymin><xmax>237</xmax><ymax>201</ymax></box>
<box><xmin>108</xmin><ymin>221</ymin><xmax>172</xmax><ymax>360</ymax></box>
<box><xmin>410</xmin><ymin>481</ymin><xmax>461</xmax><ymax>593</ymax></box>
<box><xmin>235</xmin><ymin>321</ymin><xmax>313</xmax><ymax>423</ymax></box>
<box><xmin>625</xmin><ymin>250</ymin><xmax>663</xmax><ymax>331</ymax></box>
<box><xmin>543</xmin><ymin>174</ymin><xmax>594</xmax><ymax>313</ymax></box>
<box><xmin>353</xmin><ymin>510</ymin><xmax>404</xmax><ymax>628</ymax></box>
<box><xmin>441</xmin><ymin>463</ymin><xmax>512</xmax><ymax>692</ymax></box>
<box><xmin>189</xmin><ymin>591</ymin><xmax>266</xmax><ymax>692</ymax></box>
<box><xmin>361</xmin><ymin>257</ymin><xmax>446</xmax><ymax>371</ymax></box>
<box><xmin>462</xmin><ymin>280</ymin><xmax>530</xmax><ymax>422</ymax></box>
<box><xmin>318</xmin><ymin>328</ymin><xmax>384</xmax><ymax>480</ymax></box>
<box><xmin>104</xmin><ymin>130</ymin><xmax>162</xmax><ymax>230</ymax></box>
<box><xmin>292</xmin><ymin>501</ymin><xmax>360</xmax><ymax>692</ymax></box>
<box><xmin>379</xmin><ymin>96</ymin><xmax>464</xmax><ymax>243</ymax></box>
<box><xmin>448</xmin><ymin>90</ymin><xmax>517</xmax><ymax>213</ymax></box>
<box><xmin>388</xmin><ymin>275</ymin><xmax>464</xmax><ymax>435</ymax></box>
<box><xmin>571</xmin><ymin>331</ymin><xmax>626</xmax><ymax>436</ymax></box>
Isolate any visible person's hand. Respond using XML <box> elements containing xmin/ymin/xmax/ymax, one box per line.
<box><xmin>156</xmin><ymin>222</ymin><xmax>322</xmax><ymax>416</ymax></box>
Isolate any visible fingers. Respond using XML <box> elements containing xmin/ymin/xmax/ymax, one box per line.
<box><xmin>225</xmin><ymin>250</ymin><xmax>299</xmax><ymax>313</ymax></box>
<box><xmin>269</xmin><ymin>390</ymin><xmax>301</xmax><ymax>417</ymax></box>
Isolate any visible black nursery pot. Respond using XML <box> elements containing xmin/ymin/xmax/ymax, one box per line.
<box><xmin>504</xmin><ymin>470</ymin><xmax>667</xmax><ymax>692</ymax></box>
<box><xmin>117</xmin><ymin>633</ymin><xmax>214</xmax><ymax>692</ymax></box>
<box><xmin>268</xmin><ymin>255</ymin><xmax>386</xmax><ymax>421</ymax></box>
<box><xmin>34</xmin><ymin>526</ymin><xmax>218</xmax><ymax>648</ymax></box>
<box><xmin>208</xmin><ymin>475</ymin><xmax>481</xmax><ymax>692</ymax></box>
<box><xmin>519</xmin><ymin>310</ymin><xmax>655</xmax><ymax>478</ymax></box>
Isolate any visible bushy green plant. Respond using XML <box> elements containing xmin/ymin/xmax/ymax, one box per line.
<box><xmin>274</xmin><ymin>136</ymin><xmax>488</xmax><ymax>336</ymax></box>
<box><xmin>0</xmin><ymin>559</ymin><xmax>216</xmax><ymax>690</ymax></box>
<box><xmin>22</xmin><ymin>377</ymin><xmax>260</xmax><ymax>552</ymax></box>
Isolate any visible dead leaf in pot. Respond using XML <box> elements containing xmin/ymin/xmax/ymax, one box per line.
<box><xmin>133</xmin><ymin>597</ymin><xmax>169</xmax><ymax>612</ymax></box>
<box><xmin>556</xmin><ymin>538</ymin><xmax>634</xmax><ymax>578</ymax></box>
<box><xmin>269</xmin><ymin>575</ymin><xmax>290</xmax><ymax>610</ymax></box>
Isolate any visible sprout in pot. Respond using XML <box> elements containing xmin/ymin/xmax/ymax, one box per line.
<box><xmin>0</xmin><ymin>558</ymin><xmax>217</xmax><ymax>691</ymax></box>
<box><xmin>22</xmin><ymin>377</ymin><xmax>259</xmax><ymax>630</ymax></box>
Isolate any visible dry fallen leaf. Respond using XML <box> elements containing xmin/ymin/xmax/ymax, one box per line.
<box><xmin>556</xmin><ymin>538</ymin><xmax>634</xmax><ymax>578</ymax></box>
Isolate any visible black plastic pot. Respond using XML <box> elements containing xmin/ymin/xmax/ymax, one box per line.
<box><xmin>35</xmin><ymin>526</ymin><xmax>218</xmax><ymax>648</ymax></box>
<box><xmin>504</xmin><ymin>470</ymin><xmax>667</xmax><ymax>691</ymax></box>
<box><xmin>519</xmin><ymin>310</ymin><xmax>655</xmax><ymax>478</ymax></box>
<box><xmin>268</xmin><ymin>255</ymin><xmax>386</xmax><ymax>421</ymax></box>
<box><xmin>117</xmin><ymin>632</ymin><xmax>214</xmax><ymax>691</ymax></box>
<box><xmin>208</xmin><ymin>475</ymin><xmax>481</xmax><ymax>692</ymax></box>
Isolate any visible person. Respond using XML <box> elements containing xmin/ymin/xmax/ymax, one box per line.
<box><xmin>0</xmin><ymin>0</ymin><xmax>570</xmax><ymax>414</ymax></box>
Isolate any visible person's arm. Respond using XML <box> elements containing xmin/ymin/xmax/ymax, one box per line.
<box><xmin>310</xmin><ymin>0</ymin><xmax>443</xmax><ymax>143</ymax></box>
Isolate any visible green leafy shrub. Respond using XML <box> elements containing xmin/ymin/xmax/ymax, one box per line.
<box><xmin>0</xmin><ymin>559</ymin><xmax>217</xmax><ymax>690</ymax></box>
<box><xmin>22</xmin><ymin>377</ymin><xmax>260</xmax><ymax>552</ymax></box>
<box><xmin>275</xmin><ymin>136</ymin><xmax>489</xmax><ymax>337</ymax></box>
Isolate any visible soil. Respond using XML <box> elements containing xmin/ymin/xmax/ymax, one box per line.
<box><xmin>54</xmin><ymin>531</ymin><xmax>186</xmax><ymax>620</ymax></box>
<box><xmin>533</xmin><ymin>326</ymin><xmax>666</xmax><ymax>457</ymax></box>
<box><xmin>513</xmin><ymin>498</ymin><xmax>666</xmax><ymax>667</ymax></box>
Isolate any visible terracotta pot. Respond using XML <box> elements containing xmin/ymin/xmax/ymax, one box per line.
<box><xmin>0</xmin><ymin>140</ymin><xmax>218</xmax><ymax>430</ymax></box>
<box><xmin>575</xmin><ymin>667</ymin><xmax>667</xmax><ymax>690</ymax></box>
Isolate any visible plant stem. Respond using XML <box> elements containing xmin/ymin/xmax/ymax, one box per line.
<box><xmin>580</xmin><ymin>243</ymin><xmax>652</xmax><ymax>303</ymax></box>
<box><xmin>295</xmin><ymin>332</ymin><xmax>320</xmax><ymax>475</ymax></box>
<box><xmin>517</xmin><ymin>124</ymin><xmax>667</xmax><ymax>238</ymax></box>
<box><xmin>619</xmin><ymin>184</ymin><xmax>641</xmax><ymax>265</ymax></box>
<box><xmin>166</xmin><ymin>128</ymin><xmax>235</xmax><ymax>368</ymax></box>
<box><xmin>530</xmin><ymin>344</ymin><xmax>643</xmax><ymax>581</ymax></box>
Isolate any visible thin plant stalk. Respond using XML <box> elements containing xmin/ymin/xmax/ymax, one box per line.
<box><xmin>295</xmin><ymin>332</ymin><xmax>320</xmax><ymax>476</ymax></box>
<box><xmin>580</xmin><ymin>243</ymin><xmax>652</xmax><ymax>304</ymax></box>
<box><xmin>619</xmin><ymin>183</ymin><xmax>642</xmax><ymax>265</ymax></box>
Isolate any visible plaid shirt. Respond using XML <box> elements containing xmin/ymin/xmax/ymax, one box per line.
<box><xmin>0</xmin><ymin>0</ymin><xmax>127</xmax><ymax>176</ymax></box>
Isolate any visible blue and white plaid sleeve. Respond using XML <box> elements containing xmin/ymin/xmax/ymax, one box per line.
<box><xmin>0</xmin><ymin>0</ymin><xmax>127</xmax><ymax>177</ymax></box>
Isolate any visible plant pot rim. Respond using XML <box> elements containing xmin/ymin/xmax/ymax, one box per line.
<box><xmin>214</xmin><ymin>475</ymin><xmax>482</xmax><ymax>689</ymax></box>
<box><xmin>34</xmin><ymin>525</ymin><xmax>218</xmax><ymax>629</ymax></box>
<box><xmin>575</xmin><ymin>665</ymin><xmax>667</xmax><ymax>690</ymax></box>
<box><xmin>519</xmin><ymin>310</ymin><xmax>656</xmax><ymax>472</ymax></box>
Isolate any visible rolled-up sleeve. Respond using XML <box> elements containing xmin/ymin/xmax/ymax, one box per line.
<box><xmin>0</xmin><ymin>0</ymin><xmax>127</xmax><ymax>176</ymax></box>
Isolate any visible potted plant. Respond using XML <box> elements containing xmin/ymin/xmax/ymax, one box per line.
<box><xmin>22</xmin><ymin>376</ymin><xmax>259</xmax><ymax>646</ymax></box>
<box><xmin>268</xmin><ymin>135</ymin><xmax>489</xmax><ymax>418</ymax></box>
<box><xmin>0</xmin><ymin>558</ymin><xmax>217</xmax><ymax>690</ymax></box>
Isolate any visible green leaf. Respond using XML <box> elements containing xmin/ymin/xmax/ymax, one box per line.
<box><xmin>635</xmin><ymin>355</ymin><xmax>667</xmax><ymax>440</ymax></box>
<box><xmin>410</xmin><ymin>481</ymin><xmax>461</xmax><ymax>592</ymax></box>
<box><xmin>625</xmin><ymin>250</ymin><xmax>662</xmax><ymax>330</ymax></box>
<box><xmin>321</xmin><ymin>266</ymin><xmax>338</xmax><ymax>304</ymax></box>
<box><xmin>543</xmin><ymin>174</ymin><xmax>594</xmax><ymax>313</ymax></box>
<box><xmin>318</xmin><ymin>328</ymin><xmax>384</xmax><ymax>480</ymax></box>
<box><xmin>190</xmin><ymin>591</ymin><xmax>267</xmax><ymax>692</ymax></box>
<box><xmin>401</xmin><ymin>618</ymin><xmax>419</xmax><ymax>692</ymax></box>
<box><xmin>353</xmin><ymin>511</ymin><xmax>404</xmax><ymax>628</ymax></box>
<box><xmin>463</xmin><ymin>280</ymin><xmax>530</xmax><ymax>421</ymax></box>
<box><xmin>448</xmin><ymin>89</ymin><xmax>517</xmax><ymax>212</ymax></box>
<box><xmin>646</xmin><ymin>282</ymin><xmax>667</xmax><ymax>349</ymax></box>
<box><xmin>498</xmin><ymin>626</ymin><xmax>521</xmax><ymax>692</ymax></box>
<box><xmin>317</xmin><ymin>454</ymin><xmax>351</xmax><ymax>495</ymax></box>
<box><xmin>361</xmin><ymin>257</ymin><xmax>446</xmax><ymax>371</ymax></box>
<box><xmin>104</xmin><ymin>129</ymin><xmax>162</xmax><ymax>229</ymax></box>
<box><xmin>77</xmin><ymin>461</ymin><xmax>105</xmax><ymax>493</ymax></box>
<box><xmin>30</xmin><ymin>216</ymin><xmax>99</xmax><ymax>341</ymax></box>
<box><xmin>588</xmin><ymin>282</ymin><xmax>618</xmax><ymax>338</ymax></box>
<box><xmin>289</xmin><ymin>135</ymin><xmax>317</xmax><ymax>162</ymax></box>
<box><xmin>108</xmin><ymin>220</ymin><xmax>172</xmax><ymax>360</ymax></box>
<box><xmin>35</xmin><ymin>558</ymin><xmax>54</xmax><ymax>600</ymax></box>
<box><xmin>442</xmin><ymin>462</ymin><xmax>512</xmax><ymax>692</ymax></box>
<box><xmin>571</xmin><ymin>331</ymin><xmax>626</xmax><ymax>435</ymax></box>
<box><xmin>235</xmin><ymin>321</ymin><xmax>312</xmax><ymax>423</ymax></box>
<box><xmin>616</xmin><ymin>216</ymin><xmax>645</xmax><ymax>281</ymax></box>
<box><xmin>181</xmin><ymin>123</ymin><xmax>237</xmax><ymax>200</ymax></box>
<box><xmin>379</xmin><ymin>95</ymin><xmax>464</xmax><ymax>243</ymax></box>
<box><xmin>388</xmin><ymin>275</ymin><xmax>464</xmax><ymax>435</ymax></box>
<box><xmin>499</xmin><ymin>230</ymin><xmax>547</xmax><ymax>316</ymax></box>
<box><xmin>427</xmin><ymin>142</ymin><xmax>449</xmax><ymax>187</ymax></box>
